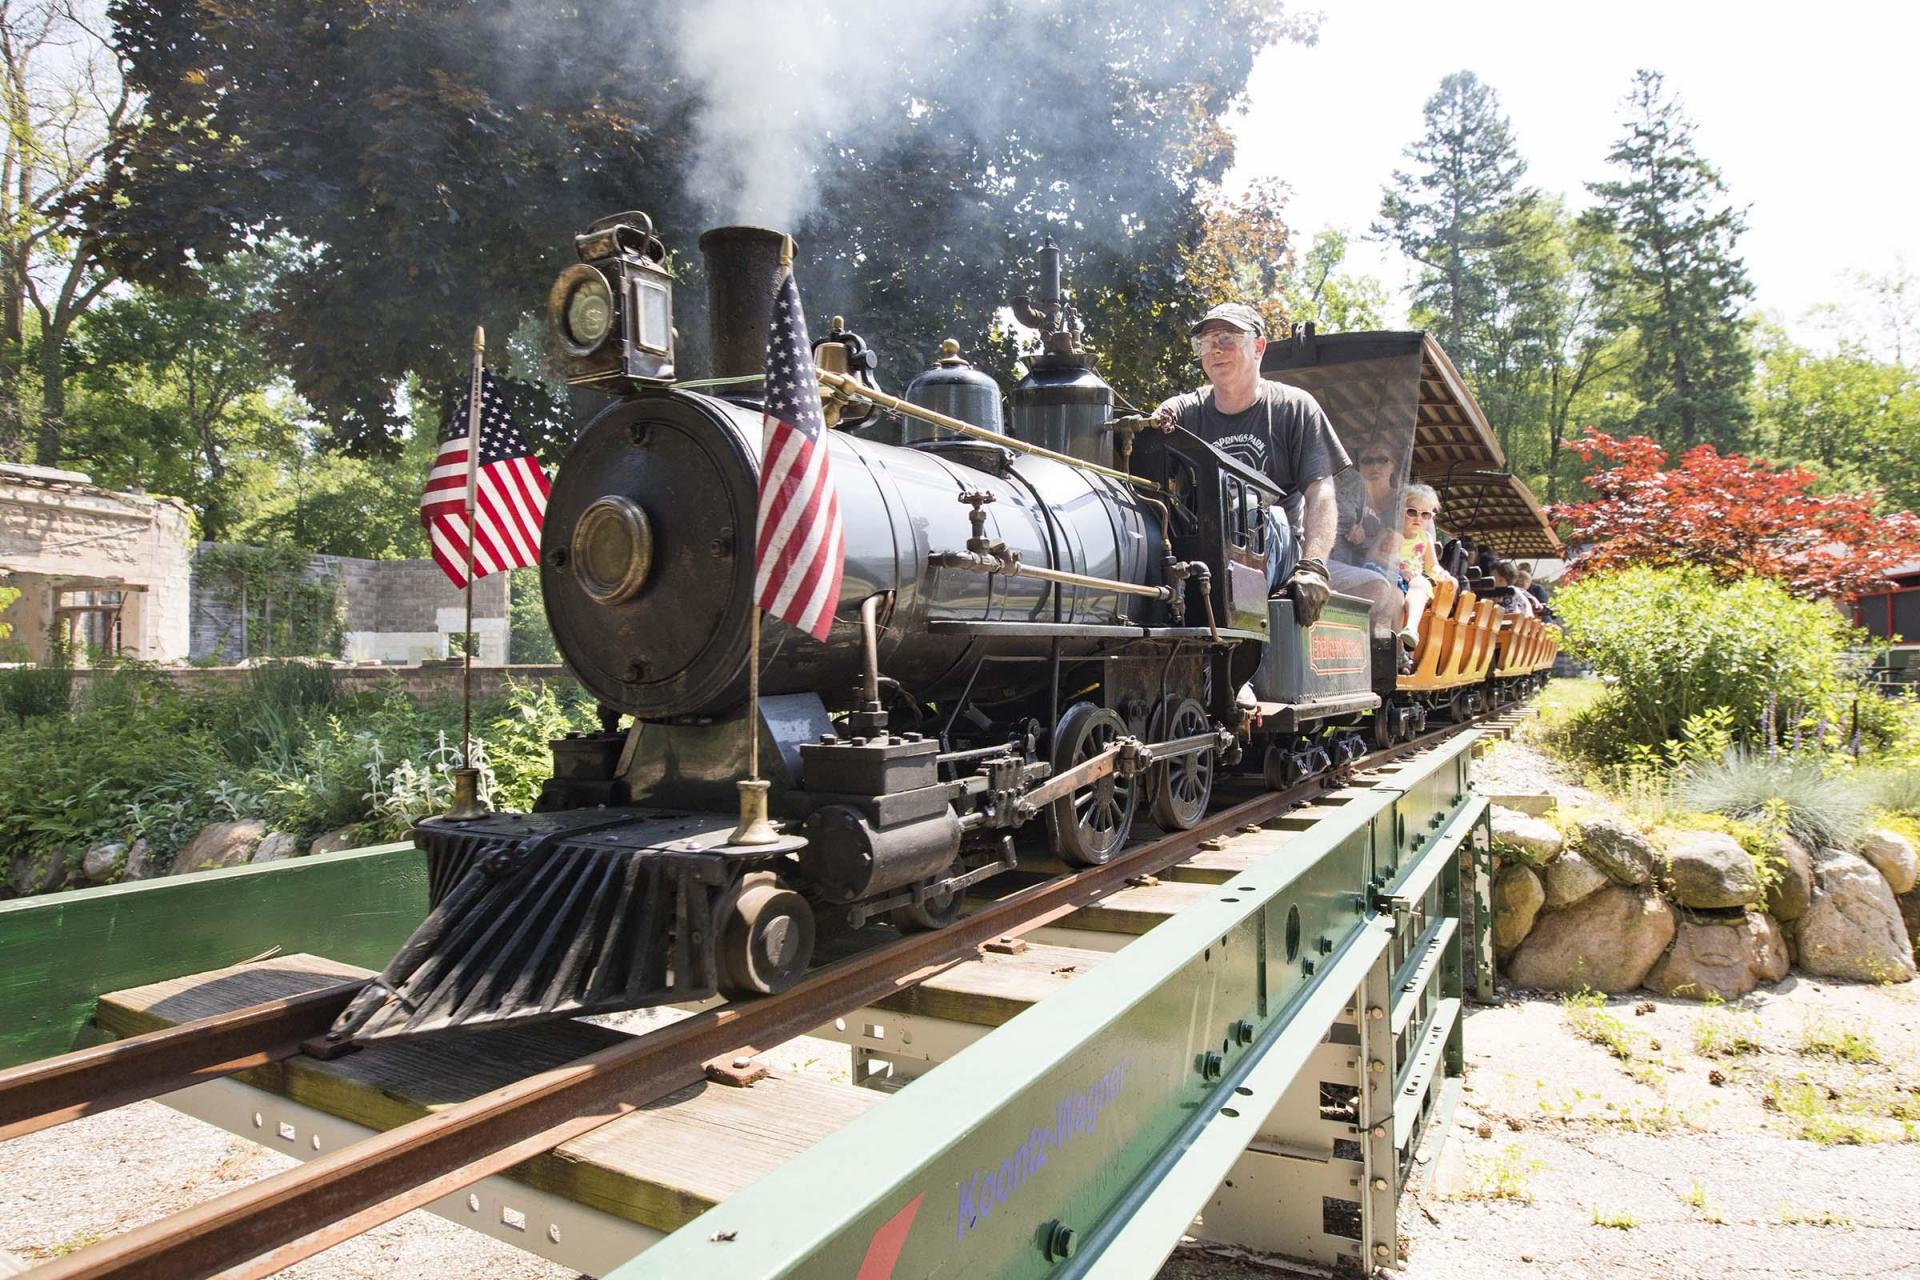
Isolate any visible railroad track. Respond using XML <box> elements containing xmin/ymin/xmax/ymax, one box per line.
<box><xmin>0</xmin><ymin>709</ymin><xmax>1522</xmax><ymax>1279</ymax></box>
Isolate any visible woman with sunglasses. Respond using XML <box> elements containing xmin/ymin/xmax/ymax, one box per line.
<box><xmin>1337</xmin><ymin>444</ymin><xmax>1400</xmax><ymax>567</ymax></box>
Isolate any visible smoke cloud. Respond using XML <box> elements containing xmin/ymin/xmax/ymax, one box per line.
<box><xmin>666</xmin><ymin>0</ymin><xmax>989</xmax><ymax>231</ymax></box>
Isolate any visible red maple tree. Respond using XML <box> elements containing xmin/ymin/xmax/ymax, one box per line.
<box><xmin>1552</xmin><ymin>428</ymin><xmax>1920</xmax><ymax>601</ymax></box>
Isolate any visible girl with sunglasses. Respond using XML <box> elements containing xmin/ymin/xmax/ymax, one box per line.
<box><xmin>1395</xmin><ymin>484</ymin><xmax>1443</xmax><ymax>652</ymax></box>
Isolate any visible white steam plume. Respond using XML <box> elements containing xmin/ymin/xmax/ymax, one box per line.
<box><xmin>666</xmin><ymin>0</ymin><xmax>987</xmax><ymax>230</ymax></box>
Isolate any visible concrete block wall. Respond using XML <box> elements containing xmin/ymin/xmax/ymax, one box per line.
<box><xmin>191</xmin><ymin>546</ymin><xmax>510</xmax><ymax>664</ymax></box>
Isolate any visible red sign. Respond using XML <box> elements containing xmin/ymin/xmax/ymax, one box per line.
<box><xmin>1308</xmin><ymin>621</ymin><xmax>1369</xmax><ymax>675</ymax></box>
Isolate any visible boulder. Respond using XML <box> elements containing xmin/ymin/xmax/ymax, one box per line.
<box><xmin>1661</xmin><ymin>830</ymin><xmax>1762</xmax><ymax>909</ymax></box>
<box><xmin>1858</xmin><ymin>829</ymin><xmax>1918</xmax><ymax>896</ymax></box>
<box><xmin>1493</xmin><ymin>864</ymin><xmax>1546</xmax><ymax>951</ymax></box>
<box><xmin>1796</xmin><ymin>849</ymin><xmax>1917</xmax><ymax>983</ymax></box>
<box><xmin>170</xmin><ymin>820</ymin><xmax>267</xmax><ymax>875</ymax></box>
<box><xmin>123</xmin><ymin>837</ymin><xmax>153</xmax><ymax>880</ymax></box>
<box><xmin>1766</xmin><ymin>835</ymin><xmax>1814</xmax><ymax>922</ymax></box>
<box><xmin>1543</xmin><ymin>850</ymin><xmax>1610</xmax><ymax>910</ymax></box>
<box><xmin>1490</xmin><ymin>806</ymin><xmax>1563</xmax><ymax>867</ymax></box>
<box><xmin>251</xmin><ymin>832</ymin><xmax>302</xmax><ymax>864</ymax></box>
<box><xmin>307</xmin><ymin>827</ymin><xmax>362</xmax><ymax>856</ymax></box>
<box><xmin>1506</xmin><ymin>886</ymin><xmax>1677</xmax><ymax>993</ymax></box>
<box><xmin>81</xmin><ymin>841</ymin><xmax>125</xmax><ymax>884</ymax></box>
<box><xmin>1643</xmin><ymin>911</ymin><xmax>1789</xmax><ymax>1000</ymax></box>
<box><xmin>1577</xmin><ymin>817</ymin><xmax>1658</xmax><ymax>886</ymax></box>
<box><xmin>7</xmin><ymin>848</ymin><xmax>69</xmax><ymax>896</ymax></box>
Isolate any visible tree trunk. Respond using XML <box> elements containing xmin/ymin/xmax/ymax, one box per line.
<box><xmin>35</xmin><ymin>322</ymin><xmax>63</xmax><ymax>464</ymax></box>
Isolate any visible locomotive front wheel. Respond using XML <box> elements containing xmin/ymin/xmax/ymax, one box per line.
<box><xmin>1047</xmin><ymin>702</ymin><xmax>1138</xmax><ymax>866</ymax></box>
<box><xmin>718</xmin><ymin>873</ymin><xmax>816</xmax><ymax>998</ymax></box>
<box><xmin>1149</xmin><ymin>696</ymin><xmax>1215</xmax><ymax>831</ymax></box>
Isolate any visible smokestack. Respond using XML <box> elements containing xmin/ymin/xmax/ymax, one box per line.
<box><xmin>697</xmin><ymin>225</ymin><xmax>794</xmax><ymax>381</ymax></box>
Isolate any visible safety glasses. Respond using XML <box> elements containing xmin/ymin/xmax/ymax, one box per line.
<box><xmin>1191</xmin><ymin>331</ymin><xmax>1252</xmax><ymax>357</ymax></box>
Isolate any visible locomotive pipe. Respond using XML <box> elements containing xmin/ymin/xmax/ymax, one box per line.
<box><xmin>815</xmin><ymin>368</ymin><xmax>1161</xmax><ymax>492</ymax></box>
<box><xmin>859</xmin><ymin>594</ymin><xmax>885</xmax><ymax>709</ymax></box>
<box><xmin>930</xmin><ymin>547</ymin><xmax>1176</xmax><ymax>602</ymax></box>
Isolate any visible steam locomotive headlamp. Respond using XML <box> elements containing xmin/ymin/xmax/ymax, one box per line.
<box><xmin>549</xmin><ymin>210</ymin><xmax>675</xmax><ymax>387</ymax></box>
<box><xmin>571</xmin><ymin>495</ymin><xmax>653</xmax><ymax>605</ymax></box>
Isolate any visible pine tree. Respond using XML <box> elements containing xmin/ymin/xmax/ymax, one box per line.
<box><xmin>1376</xmin><ymin>71</ymin><xmax>1538</xmax><ymax>361</ymax></box>
<box><xmin>1585</xmin><ymin>70</ymin><xmax>1754</xmax><ymax>451</ymax></box>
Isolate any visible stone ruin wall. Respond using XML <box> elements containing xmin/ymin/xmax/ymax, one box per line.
<box><xmin>0</xmin><ymin>465</ymin><xmax>195</xmax><ymax>662</ymax></box>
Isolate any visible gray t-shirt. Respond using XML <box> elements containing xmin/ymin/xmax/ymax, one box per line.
<box><xmin>1156</xmin><ymin>380</ymin><xmax>1350</xmax><ymax>530</ymax></box>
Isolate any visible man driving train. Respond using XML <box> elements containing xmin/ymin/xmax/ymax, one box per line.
<box><xmin>1153</xmin><ymin>302</ymin><xmax>1401</xmax><ymax>635</ymax></box>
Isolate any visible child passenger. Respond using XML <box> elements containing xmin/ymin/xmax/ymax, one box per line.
<box><xmin>1396</xmin><ymin>484</ymin><xmax>1443</xmax><ymax>650</ymax></box>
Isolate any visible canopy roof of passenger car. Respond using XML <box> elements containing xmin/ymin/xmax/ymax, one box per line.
<box><xmin>1261</xmin><ymin>328</ymin><xmax>1563</xmax><ymax>558</ymax></box>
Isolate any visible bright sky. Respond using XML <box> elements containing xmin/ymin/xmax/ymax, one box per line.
<box><xmin>1229</xmin><ymin>0</ymin><xmax>1919</xmax><ymax>330</ymax></box>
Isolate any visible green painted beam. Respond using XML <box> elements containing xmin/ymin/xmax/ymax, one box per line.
<box><xmin>0</xmin><ymin>844</ymin><xmax>424</xmax><ymax>1068</ymax></box>
<box><xmin>612</xmin><ymin>733</ymin><xmax>1480</xmax><ymax>1279</ymax></box>
<box><xmin>611</xmin><ymin>785</ymin><xmax>1401</xmax><ymax>1279</ymax></box>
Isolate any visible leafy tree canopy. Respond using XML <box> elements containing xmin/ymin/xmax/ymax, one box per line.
<box><xmin>1180</xmin><ymin>179</ymin><xmax>1385</xmax><ymax>339</ymax></box>
<box><xmin>1553</xmin><ymin>428</ymin><xmax>1920</xmax><ymax>601</ymax></box>
<box><xmin>1584</xmin><ymin>69</ymin><xmax>1754</xmax><ymax>451</ymax></box>
<box><xmin>66</xmin><ymin>241</ymin><xmax>306</xmax><ymax>540</ymax></box>
<box><xmin>1376</xmin><ymin>70</ymin><xmax>1541</xmax><ymax>359</ymax></box>
<box><xmin>92</xmin><ymin>0</ymin><xmax>1312</xmax><ymax>451</ymax></box>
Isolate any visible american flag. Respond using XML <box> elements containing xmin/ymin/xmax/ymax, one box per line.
<box><xmin>420</xmin><ymin>371</ymin><xmax>552</xmax><ymax>588</ymax></box>
<box><xmin>754</xmin><ymin>267</ymin><xmax>844</xmax><ymax>641</ymax></box>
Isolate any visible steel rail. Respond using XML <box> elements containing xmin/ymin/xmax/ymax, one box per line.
<box><xmin>38</xmin><ymin>715</ymin><xmax>1490</xmax><ymax>1280</ymax></box>
<box><xmin>0</xmin><ymin>979</ymin><xmax>365</xmax><ymax>1143</ymax></box>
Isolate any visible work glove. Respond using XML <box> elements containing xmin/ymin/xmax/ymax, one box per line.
<box><xmin>1284</xmin><ymin>557</ymin><xmax>1331</xmax><ymax>627</ymax></box>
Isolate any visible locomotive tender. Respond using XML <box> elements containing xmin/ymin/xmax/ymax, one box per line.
<box><xmin>331</xmin><ymin>215</ymin><xmax>1555</xmax><ymax>1045</ymax></box>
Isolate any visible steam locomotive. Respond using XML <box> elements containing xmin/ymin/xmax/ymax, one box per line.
<box><xmin>329</xmin><ymin>214</ymin><xmax>1555</xmax><ymax>1044</ymax></box>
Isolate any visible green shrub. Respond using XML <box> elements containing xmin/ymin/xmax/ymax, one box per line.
<box><xmin>1552</xmin><ymin>566</ymin><xmax>1884</xmax><ymax>761</ymax></box>
<box><xmin>0</xmin><ymin>650</ymin><xmax>73</xmax><ymax>723</ymax></box>
<box><xmin>1860</xmin><ymin>766</ymin><xmax>1920</xmax><ymax>817</ymax></box>
<box><xmin>1679</xmin><ymin>752</ymin><xmax>1871</xmax><ymax>853</ymax></box>
<box><xmin>0</xmin><ymin>670</ymin><xmax>598</xmax><ymax>889</ymax></box>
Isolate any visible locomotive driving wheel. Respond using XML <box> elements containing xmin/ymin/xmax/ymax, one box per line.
<box><xmin>717</xmin><ymin>872</ymin><xmax>816</xmax><ymax>998</ymax></box>
<box><xmin>1047</xmin><ymin>702</ymin><xmax>1138</xmax><ymax>866</ymax></box>
<box><xmin>1149</xmin><ymin>696</ymin><xmax>1215</xmax><ymax>831</ymax></box>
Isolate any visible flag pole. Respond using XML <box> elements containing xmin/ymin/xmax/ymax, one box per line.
<box><xmin>448</xmin><ymin>324</ymin><xmax>490</xmax><ymax>821</ymax></box>
<box><xmin>728</xmin><ymin>239</ymin><xmax>793</xmax><ymax>848</ymax></box>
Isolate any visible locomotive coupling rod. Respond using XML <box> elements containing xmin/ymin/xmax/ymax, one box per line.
<box><xmin>1017</xmin><ymin>726</ymin><xmax>1225</xmax><ymax>818</ymax></box>
<box><xmin>0</xmin><ymin>979</ymin><xmax>365</xmax><ymax>1141</ymax></box>
<box><xmin>815</xmin><ymin>368</ymin><xmax>1167</xmax><ymax>492</ymax></box>
<box><xmin>1014</xmin><ymin>739</ymin><xmax>1137</xmax><ymax>814</ymax></box>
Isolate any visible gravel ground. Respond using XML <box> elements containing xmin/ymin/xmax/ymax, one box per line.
<box><xmin>1405</xmin><ymin>976</ymin><xmax>1920</xmax><ymax>1278</ymax></box>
